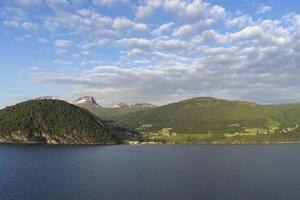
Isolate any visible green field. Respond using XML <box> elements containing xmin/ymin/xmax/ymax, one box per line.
<box><xmin>140</xmin><ymin>115</ymin><xmax>300</xmax><ymax>144</ymax></box>
<box><xmin>143</xmin><ymin>131</ymin><xmax>300</xmax><ymax>144</ymax></box>
<box><xmin>142</xmin><ymin>117</ymin><xmax>299</xmax><ymax>144</ymax></box>
<box><xmin>146</xmin><ymin>133</ymin><xmax>219</xmax><ymax>143</ymax></box>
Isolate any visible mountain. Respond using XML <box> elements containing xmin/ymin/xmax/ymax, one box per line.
<box><xmin>73</xmin><ymin>97</ymin><xmax>155</xmax><ymax>120</ymax></box>
<box><xmin>71</xmin><ymin>96</ymin><xmax>101</xmax><ymax>108</ymax></box>
<box><xmin>114</xmin><ymin>97</ymin><xmax>300</xmax><ymax>135</ymax></box>
<box><xmin>112</xmin><ymin>103</ymin><xmax>154</xmax><ymax>109</ymax></box>
<box><xmin>0</xmin><ymin>99</ymin><xmax>126</xmax><ymax>144</ymax></box>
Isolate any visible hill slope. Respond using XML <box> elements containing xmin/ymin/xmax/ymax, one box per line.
<box><xmin>0</xmin><ymin>99</ymin><xmax>123</xmax><ymax>144</ymax></box>
<box><xmin>114</xmin><ymin>97</ymin><xmax>300</xmax><ymax>135</ymax></box>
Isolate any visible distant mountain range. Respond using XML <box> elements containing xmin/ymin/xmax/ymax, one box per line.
<box><xmin>69</xmin><ymin>96</ymin><xmax>155</xmax><ymax>120</ymax></box>
<box><xmin>2</xmin><ymin>96</ymin><xmax>300</xmax><ymax>144</ymax></box>
<box><xmin>70</xmin><ymin>96</ymin><xmax>154</xmax><ymax>109</ymax></box>
<box><xmin>112</xmin><ymin>102</ymin><xmax>155</xmax><ymax>109</ymax></box>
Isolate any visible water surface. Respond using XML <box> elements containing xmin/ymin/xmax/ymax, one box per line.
<box><xmin>1</xmin><ymin>144</ymin><xmax>300</xmax><ymax>200</ymax></box>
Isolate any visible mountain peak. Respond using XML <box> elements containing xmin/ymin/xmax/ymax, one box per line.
<box><xmin>71</xmin><ymin>96</ymin><xmax>101</xmax><ymax>107</ymax></box>
<box><xmin>112</xmin><ymin>103</ymin><xmax>128</xmax><ymax>108</ymax></box>
<box><xmin>112</xmin><ymin>102</ymin><xmax>155</xmax><ymax>109</ymax></box>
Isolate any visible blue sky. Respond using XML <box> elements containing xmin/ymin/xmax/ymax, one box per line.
<box><xmin>1</xmin><ymin>0</ymin><xmax>300</xmax><ymax>107</ymax></box>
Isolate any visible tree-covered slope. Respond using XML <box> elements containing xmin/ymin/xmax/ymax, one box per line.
<box><xmin>114</xmin><ymin>97</ymin><xmax>300</xmax><ymax>134</ymax></box>
<box><xmin>0</xmin><ymin>99</ymin><xmax>123</xmax><ymax>144</ymax></box>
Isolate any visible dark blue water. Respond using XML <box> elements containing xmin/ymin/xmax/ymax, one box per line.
<box><xmin>1</xmin><ymin>144</ymin><xmax>300</xmax><ymax>200</ymax></box>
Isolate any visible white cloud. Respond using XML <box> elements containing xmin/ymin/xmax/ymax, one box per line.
<box><xmin>81</xmin><ymin>60</ymin><xmax>104</xmax><ymax>66</ymax></box>
<box><xmin>77</xmin><ymin>39</ymin><xmax>109</xmax><ymax>50</ymax></box>
<box><xmin>133</xmin><ymin>59</ymin><xmax>150</xmax><ymax>65</ymax></box>
<box><xmin>135</xmin><ymin>0</ymin><xmax>161</xmax><ymax>19</ymax></box>
<box><xmin>256</xmin><ymin>4</ymin><xmax>272</xmax><ymax>15</ymax></box>
<box><xmin>192</xmin><ymin>29</ymin><xmax>226</xmax><ymax>44</ymax></box>
<box><xmin>226</xmin><ymin>14</ymin><xmax>254</xmax><ymax>28</ymax></box>
<box><xmin>177</xmin><ymin>0</ymin><xmax>208</xmax><ymax>20</ymax></box>
<box><xmin>81</xmin><ymin>50</ymin><xmax>91</xmax><ymax>55</ymax></box>
<box><xmin>136</xmin><ymin>0</ymin><xmax>225</xmax><ymax>23</ymax></box>
<box><xmin>228</xmin><ymin>20</ymin><xmax>292</xmax><ymax>46</ymax></box>
<box><xmin>156</xmin><ymin>39</ymin><xmax>189</xmax><ymax>50</ymax></box>
<box><xmin>4</xmin><ymin>20</ymin><xmax>39</xmax><ymax>31</ymax></box>
<box><xmin>54</xmin><ymin>39</ymin><xmax>72</xmax><ymax>48</ymax></box>
<box><xmin>172</xmin><ymin>19</ymin><xmax>214</xmax><ymax>37</ymax></box>
<box><xmin>32</xmin><ymin>12</ymin><xmax>300</xmax><ymax>105</ymax></box>
<box><xmin>92</xmin><ymin>0</ymin><xmax>128</xmax><ymax>6</ymax></box>
<box><xmin>127</xmin><ymin>48</ymin><xmax>151</xmax><ymax>57</ymax></box>
<box><xmin>43</xmin><ymin>8</ymin><xmax>149</xmax><ymax>41</ymax></box>
<box><xmin>209</xmin><ymin>5</ymin><xmax>226</xmax><ymax>19</ymax></box>
<box><xmin>113</xmin><ymin>17</ymin><xmax>148</xmax><ymax>32</ymax></box>
<box><xmin>172</xmin><ymin>24</ymin><xmax>193</xmax><ymax>37</ymax></box>
<box><xmin>4</xmin><ymin>0</ymin><xmax>300</xmax><ymax>106</ymax></box>
<box><xmin>152</xmin><ymin>22</ymin><xmax>174</xmax><ymax>35</ymax></box>
<box><xmin>37</xmin><ymin>48</ymin><xmax>300</xmax><ymax>105</ymax></box>
<box><xmin>44</xmin><ymin>9</ymin><xmax>116</xmax><ymax>37</ymax></box>
<box><xmin>2</xmin><ymin>7</ymin><xmax>39</xmax><ymax>31</ymax></box>
<box><xmin>116</xmin><ymin>38</ymin><xmax>152</xmax><ymax>49</ymax></box>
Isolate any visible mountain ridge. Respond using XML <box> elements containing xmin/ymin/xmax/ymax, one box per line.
<box><xmin>70</xmin><ymin>96</ymin><xmax>155</xmax><ymax>120</ymax></box>
<box><xmin>112</xmin><ymin>102</ymin><xmax>155</xmax><ymax>109</ymax></box>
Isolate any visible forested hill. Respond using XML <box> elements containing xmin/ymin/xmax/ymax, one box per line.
<box><xmin>0</xmin><ymin>99</ymin><xmax>125</xmax><ymax>144</ymax></box>
<box><xmin>114</xmin><ymin>97</ymin><xmax>300</xmax><ymax>135</ymax></box>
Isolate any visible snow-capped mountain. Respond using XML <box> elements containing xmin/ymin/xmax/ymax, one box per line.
<box><xmin>71</xmin><ymin>96</ymin><xmax>101</xmax><ymax>107</ymax></box>
<box><xmin>111</xmin><ymin>103</ymin><xmax>155</xmax><ymax>109</ymax></box>
<box><xmin>112</xmin><ymin>104</ymin><xmax>121</xmax><ymax>109</ymax></box>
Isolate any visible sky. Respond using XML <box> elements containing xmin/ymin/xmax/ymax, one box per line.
<box><xmin>1</xmin><ymin>0</ymin><xmax>300</xmax><ymax>108</ymax></box>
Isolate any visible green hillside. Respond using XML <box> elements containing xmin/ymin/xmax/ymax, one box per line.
<box><xmin>0</xmin><ymin>99</ymin><xmax>130</xmax><ymax>144</ymax></box>
<box><xmin>115</xmin><ymin>97</ymin><xmax>272</xmax><ymax>133</ymax></box>
<box><xmin>113</xmin><ymin>97</ymin><xmax>300</xmax><ymax>143</ymax></box>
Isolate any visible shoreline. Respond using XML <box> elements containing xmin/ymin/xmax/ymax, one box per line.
<box><xmin>2</xmin><ymin>141</ymin><xmax>300</xmax><ymax>145</ymax></box>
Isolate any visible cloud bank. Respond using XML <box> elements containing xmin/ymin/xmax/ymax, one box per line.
<box><xmin>2</xmin><ymin>0</ymin><xmax>300</xmax><ymax>106</ymax></box>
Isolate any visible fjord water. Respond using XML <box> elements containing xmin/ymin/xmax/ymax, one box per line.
<box><xmin>1</xmin><ymin>145</ymin><xmax>300</xmax><ymax>200</ymax></box>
